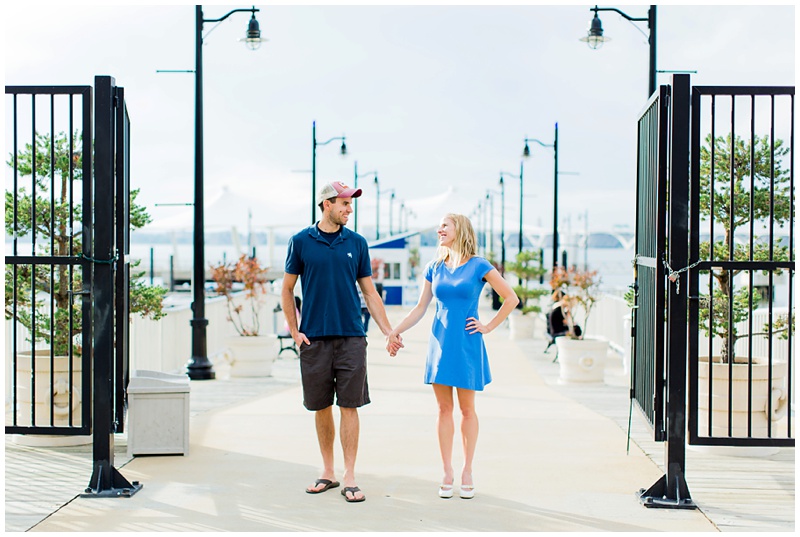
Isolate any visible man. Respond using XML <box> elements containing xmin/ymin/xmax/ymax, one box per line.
<box><xmin>282</xmin><ymin>181</ymin><xmax>401</xmax><ymax>503</ymax></box>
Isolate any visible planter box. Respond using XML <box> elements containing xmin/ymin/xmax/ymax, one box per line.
<box><xmin>11</xmin><ymin>350</ymin><xmax>92</xmax><ymax>446</ymax></box>
<box><xmin>509</xmin><ymin>312</ymin><xmax>536</xmax><ymax>340</ymax></box>
<box><xmin>127</xmin><ymin>370</ymin><xmax>190</xmax><ymax>456</ymax></box>
<box><xmin>698</xmin><ymin>356</ymin><xmax>789</xmax><ymax>438</ymax></box>
<box><xmin>555</xmin><ymin>337</ymin><xmax>609</xmax><ymax>383</ymax></box>
<box><xmin>227</xmin><ymin>335</ymin><xmax>277</xmax><ymax>377</ymax></box>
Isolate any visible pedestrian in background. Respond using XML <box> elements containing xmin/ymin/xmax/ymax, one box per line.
<box><xmin>282</xmin><ymin>181</ymin><xmax>401</xmax><ymax>503</ymax></box>
<box><xmin>386</xmin><ymin>213</ymin><xmax>518</xmax><ymax>500</ymax></box>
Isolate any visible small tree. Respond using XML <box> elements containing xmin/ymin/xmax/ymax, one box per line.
<box><xmin>505</xmin><ymin>250</ymin><xmax>549</xmax><ymax>315</ymax></box>
<box><xmin>4</xmin><ymin>131</ymin><xmax>165</xmax><ymax>355</ymax></box>
<box><xmin>210</xmin><ymin>254</ymin><xmax>268</xmax><ymax>336</ymax></box>
<box><xmin>698</xmin><ymin>133</ymin><xmax>793</xmax><ymax>362</ymax></box>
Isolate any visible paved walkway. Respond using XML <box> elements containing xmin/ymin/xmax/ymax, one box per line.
<box><xmin>4</xmin><ymin>303</ymin><xmax>795</xmax><ymax>532</ymax></box>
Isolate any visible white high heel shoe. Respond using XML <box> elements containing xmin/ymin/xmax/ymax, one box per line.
<box><xmin>459</xmin><ymin>484</ymin><xmax>475</xmax><ymax>499</ymax></box>
<box><xmin>438</xmin><ymin>484</ymin><xmax>454</xmax><ymax>499</ymax></box>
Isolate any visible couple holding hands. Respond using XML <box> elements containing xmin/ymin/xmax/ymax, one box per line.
<box><xmin>282</xmin><ymin>181</ymin><xmax>518</xmax><ymax>503</ymax></box>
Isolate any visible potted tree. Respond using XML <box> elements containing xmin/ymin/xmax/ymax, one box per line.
<box><xmin>505</xmin><ymin>250</ymin><xmax>549</xmax><ymax>339</ymax></box>
<box><xmin>210</xmin><ymin>254</ymin><xmax>276</xmax><ymax>377</ymax></box>
<box><xmin>4</xmin><ymin>131</ymin><xmax>166</xmax><ymax>436</ymax></box>
<box><xmin>696</xmin><ymin>133</ymin><xmax>792</xmax><ymax>441</ymax></box>
<box><xmin>550</xmin><ymin>265</ymin><xmax>608</xmax><ymax>383</ymax></box>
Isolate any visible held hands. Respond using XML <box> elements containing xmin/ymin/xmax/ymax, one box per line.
<box><xmin>386</xmin><ymin>332</ymin><xmax>404</xmax><ymax>357</ymax></box>
<box><xmin>466</xmin><ymin>316</ymin><xmax>490</xmax><ymax>335</ymax></box>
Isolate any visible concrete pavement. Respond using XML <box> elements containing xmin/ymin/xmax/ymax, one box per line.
<box><xmin>6</xmin><ymin>302</ymin><xmax>794</xmax><ymax>532</ymax></box>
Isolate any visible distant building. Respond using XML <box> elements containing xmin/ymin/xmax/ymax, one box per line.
<box><xmin>369</xmin><ymin>228</ymin><xmax>436</xmax><ymax>306</ymax></box>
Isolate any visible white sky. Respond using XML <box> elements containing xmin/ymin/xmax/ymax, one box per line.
<box><xmin>2</xmin><ymin>1</ymin><xmax>796</xmax><ymax>236</ymax></box>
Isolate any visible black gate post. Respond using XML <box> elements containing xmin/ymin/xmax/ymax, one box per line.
<box><xmin>638</xmin><ymin>74</ymin><xmax>695</xmax><ymax>509</ymax></box>
<box><xmin>82</xmin><ymin>75</ymin><xmax>141</xmax><ymax>498</ymax></box>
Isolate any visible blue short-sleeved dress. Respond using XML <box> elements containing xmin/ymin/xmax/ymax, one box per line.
<box><xmin>424</xmin><ymin>256</ymin><xmax>494</xmax><ymax>391</ymax></box>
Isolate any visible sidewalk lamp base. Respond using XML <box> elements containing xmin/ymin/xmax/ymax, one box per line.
<box><xmin>187</xmin><ymin>356</ymin><xmax>216</xmax><ymax>380</ymax></box>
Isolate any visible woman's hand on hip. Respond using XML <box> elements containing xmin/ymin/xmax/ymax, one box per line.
<box><xmin>466</xmin><ymin>317</ymin><xmax>489</xmax><ymax>335</ymax></box>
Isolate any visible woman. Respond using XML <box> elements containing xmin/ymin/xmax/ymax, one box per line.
<box><xmin>549</xmin><ymin>289</ymin><xmax>581</xmax><ymax>338</ymax></box>
<box><xmin>386</xmin><ymin>214</ymin><xmax>519</xmax><ymax>499</ymax></box>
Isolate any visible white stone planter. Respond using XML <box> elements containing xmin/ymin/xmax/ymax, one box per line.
<box><xmin>555</xmin><ymin>337</ymin><xmax>609</xmax><ymax>383</ymax></box>
<box><xmin>226</xmin><ymin>335</ymin><xmax>277</xmax><ymax>377</ymax></box>
<box><xmin>12</xmin><ymin>350</ymin><xmax>91</xmax><ymax>446</ymax></box>
<box><xmin>697</xmin><ymin>356</ymin><xmax>789</xmax><ymax>440</ymax></box>
<box><xmin>509</xmin><ymin>312</ymin><xmax>536</xmax><ymax>340</ymax></box>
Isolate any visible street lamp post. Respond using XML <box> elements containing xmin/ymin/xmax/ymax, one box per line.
<box><xmin>498</xmin><ymin>174</ymin><xmax>506</xmax><ymax>275</ymax></box>
<box><xmin>188</xmin><ymin>5</ymin><xmax>266</xmax><ymax>381</ymax></box>
<box><xmin>485</xmin><ymin>190</ymin><xmax>495</xmax><ymax>259</ymax></box>
<box><xmin>399</xmin><ymin>203</ymin><xmax>415</xmax><ymax>233</ymax></box>
<box><xmin>311</xmin><ymin>121</ymin><xmax>347</xmax><ymax>225</ymax></box>
<box><xmin>389</xmin><ymin>191</ymin><xmax>396</xmax><ymax>236</ymax></box>
<box><xmin>374</xmin><ymin>176</ymin><xmax>380</xmax><ymax>240</ymax></box>
<box><xmin>353</xmin><ymin>161</ymin><xmax>377</xmax><ymax>234</ymax></box>
<box><xmin>374</xmin><ymin>181</ymin><xmax>394</xmax><ymax>240</ymax></box>
<box><xmin>580</xmin><ymin>5</ymin><xmax>657</xmax><ymax>97</ymax></box>
<box><xmin>499</xmin><ymin>165</ymin><xmax>523</xmax><ymax>284</ymax></box>
<box><xmin>523</xmin><ymin>123</ymin><xmax>558</xmax><ymax>269</ymax></box>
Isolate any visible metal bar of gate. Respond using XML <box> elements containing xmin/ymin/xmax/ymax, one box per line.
<box><xmin>82</xmin><ymin>76</ymin><xmax>141</xmax><ymax>498</ymax></box>
<box><xmin>114</xmin><ymin>86</ymin><xmax>131</xmax><ymax>433</ymax></box>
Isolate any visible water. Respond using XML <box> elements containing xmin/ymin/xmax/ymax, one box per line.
<box><xmin>126</xmin><ymin>241</ymin><xmax>637</xmax><ymax>291</ymax></box>
<box><xmin>4</xmin><ymin>238</ymin><xmax>637</xmax><ymax>291</ymax></box>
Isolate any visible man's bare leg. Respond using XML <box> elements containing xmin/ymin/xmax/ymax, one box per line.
<box><xmin>307</xmin><ymin>406</ymin><xmax>337</xmax><ymax>492</ymax></box>
<box><xmin>339</xmin><ymin>406</ymin><xmax>365</xmax><ymax>501</ymax></box>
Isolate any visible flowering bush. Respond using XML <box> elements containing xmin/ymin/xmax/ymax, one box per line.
<box><xmin>550</xmin><ymin>266</ymin><xmax>602</xmax><ymax>337</ymax></box>
<box><xmin>210</xmin><ymin>255</ymin><xmax>268</xmax><ymax>336</ymax></box>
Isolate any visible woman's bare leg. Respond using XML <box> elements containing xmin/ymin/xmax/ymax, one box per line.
<box><xmin>432</xmin><ymin>383</ymin><xmax>455</xmax><ymax>486</ymax></box>
<box><xmin>456</xmin><ymin>388</ymin><xmax>478</xmax><ymax>488</ymax></box>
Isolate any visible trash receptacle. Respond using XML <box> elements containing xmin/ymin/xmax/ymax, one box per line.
<box><xmin>127</xmin><ymin>370</ymin><xmax>190</xmax><ymax>456</ymax></box>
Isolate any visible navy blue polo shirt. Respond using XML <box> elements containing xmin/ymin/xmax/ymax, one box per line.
<box><xmin>284</xmin><ymin>224</ymin><xmax>372</xmax><ymax>338</ymax></box>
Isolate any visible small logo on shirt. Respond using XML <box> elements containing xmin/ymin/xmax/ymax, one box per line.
<box><xmin>347</xmin><ymin>252</ymin><xmax>353</xmax><ymax>258</ymax></box>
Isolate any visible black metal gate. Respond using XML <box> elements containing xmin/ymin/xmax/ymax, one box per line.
<box><xmin>5</xmin><ymin>76</ymin><xmax>141</xmax><ymax>497</ymax></box>
<box><xmin>5</xmin><ymin>84</ymin><xmax>93</xmax><ymax>436</ymax></box>
<box><xmin>687</xmin><ymin>85</ymin><xmax>795</xmax><ymax>448</ymax></box>
<box><xmin>632</xmin><ymin>74</ymin><xmax>795</xmax><ymax>509</ymax></box>
<box><xmin>632</xmin><ymin>85</ymin><xmax>670</xmax><ymax>442</ymax></box>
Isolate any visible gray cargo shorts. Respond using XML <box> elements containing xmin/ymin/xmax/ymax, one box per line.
<box><xmin>299</xmin><ymin>337</ymin><xmax>370</xmax><ymax>411</ymax></box>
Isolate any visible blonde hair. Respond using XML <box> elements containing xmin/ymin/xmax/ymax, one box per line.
<box><xmin>435</xmin><ymin>213</ymin><xmax>478</xmax><ymax>268</ymax></box>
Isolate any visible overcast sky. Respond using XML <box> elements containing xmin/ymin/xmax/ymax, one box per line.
<box><xmin>3</xmin><ymin>1</ymin><xmax>796</xmax><ymax>238</ymax></box>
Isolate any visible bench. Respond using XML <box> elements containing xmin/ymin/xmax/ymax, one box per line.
<box><xmin>273</xmin><ymin>302</ymin><xmax>300</xmax><ymax>357</ymax></box>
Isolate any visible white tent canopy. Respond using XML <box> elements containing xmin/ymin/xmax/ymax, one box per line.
<box><xmin>143</xmin><ymin>185</ymin><xmax>303</xmax><ymax>232</ymax></box>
